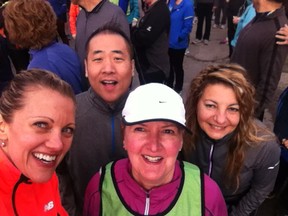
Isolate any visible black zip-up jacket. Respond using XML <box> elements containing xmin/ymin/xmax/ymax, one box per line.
<box><xmin>231</xmin><ymin>7</ymin><xmax>288</xmax><ymax>117</ymax></box>
<box><xmin>185</xmin><ymin>120</ymin><xmax>280</xmax><ymax>215</ymax></box>
<box><xmin>131</xmin><ymin>0</ymin><xmax>170</xmax><ymax>79</ymax></box>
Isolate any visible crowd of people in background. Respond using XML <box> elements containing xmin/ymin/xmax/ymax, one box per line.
<box><xmin>1</xmin><ymin>0</ymin><xmax>288</xmax><ymax>215</ymax></box>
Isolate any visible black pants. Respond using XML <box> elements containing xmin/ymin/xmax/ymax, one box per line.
<box><xmin>227</xmin><ymin>15</ymin><xmax>236</xmax><ymax>57</ymax></box>
<box><xmin>214</xmin><ymin>0</ymin><xmax>227</xmax><ymax>25</ymax></box>
<box><xmin>195</xmin><ymin>3</ymin><xmax>214</xmax><ymax>40</ymax></box>
<box><xmin>57</xmin><ymin>16</ymin><xmax>69</xmax><ymax>45</ymax></box>
<box><xmin>167</xmin><ymin>48</ymin><xmax>185</xmax><ymax>93</ymax></box>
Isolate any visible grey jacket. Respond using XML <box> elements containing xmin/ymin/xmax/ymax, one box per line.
<box><xmin>185</xmin><ymin>120</ymin><xmax>280</xmax><ymax>216</ymax></box>
<box><xmin>58</xmin><ymin>88</ymin><xmax>128</xmax><ymax>215</ymax></box>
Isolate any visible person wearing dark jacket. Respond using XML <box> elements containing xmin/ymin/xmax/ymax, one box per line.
<box><xmin>183</xmin><ymin>64</ymin><xmax>280</xmax><ymax>215</ymax></box>
<box><xmin>58</xmin><ymin>24</ymin><xmax>134</xmax><ymax>216</ymax></box>
<box><xmin>231</xmin><ymin>0</ymin><xmax>288</xmax><ymax>120</ymax></box>
<box><xmin>131</xmin><ymin>0</ymin><xmax>170</xmax><ymax>84</ymax></box>
<box><xmin>272</xmin><ymin>87</ymin><xmax>288</xmax><ymax>215</ymax></box>
<box><xmin>71</xmin><ymin>0</ymin><xmax>130</xmax><ymax>90</ymax></box>
<box><xmin>0</xmin><ymin>3</ymin><xmax>13</xmax><ymax>94</ymax></box>
<box><xmin>192</xmin><ymin>0</ymin><xmax>217</xmax><ymax>45</ymax></box>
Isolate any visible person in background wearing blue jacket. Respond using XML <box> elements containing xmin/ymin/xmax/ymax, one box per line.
<box><xmin>230</xmin><ymin>0</ymin><xmax>255</xmax><ymax>48</ymax></box>
<box><xmin>167</xmin><ymin>0</ymin><xmax>194</xmax><ymax>94</ymax></box>
<box><xmin>3</xmin><ymin>0</ymin><xmax>83</xmax><ymax>94</ymax></box>
<box><xmin>110</xmin><ymin>0</ymin><xmax>140</xmax><ymax>25</ymax></box>
<box><xmin>48</xmin><ymin>0</ymin><xmax>70</xmax><ymax>45</ymax></box>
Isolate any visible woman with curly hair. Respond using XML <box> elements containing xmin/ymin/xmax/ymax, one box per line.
<box><xmin>3</xmin><ymin>0</ymin><xmax>82</xmax><ymax>94</ymax></box>
<box><xmin>182</xmin><ymin>63</ymin><xmax>280</xmax><ymax>215</ymax></box>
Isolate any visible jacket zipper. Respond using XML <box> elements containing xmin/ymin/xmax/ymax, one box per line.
<box><xmin>144</xmin><ymin>193</ymin><xmax>150</xmax><ymax>215</ymax></box>
<box><xmin>208</xmin><ymin>143</ymin><xmax>215</xmax><ymax>176</ymax></box>
<box><xmin>12</xmin><ymin>174</ymin><xmax>30</xmax><ymax>216</ymax></box>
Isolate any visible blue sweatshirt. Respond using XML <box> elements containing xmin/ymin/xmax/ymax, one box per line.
<box><xmin>168</xmin><ymin>0</ymin><xmax>194</xmax><ymax>49</ymax></box>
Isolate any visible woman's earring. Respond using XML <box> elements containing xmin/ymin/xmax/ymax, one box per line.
<box><xmin>1</xmin><ymin>140</ymin><xmax>5</xmax><ymax>147</ymax></box>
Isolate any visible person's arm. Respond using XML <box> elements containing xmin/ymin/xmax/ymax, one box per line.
<box><xmin>230</xmin><ymin>139</ymin><xmax>280</xmax><ymax>216</ymax></box>
<box><xmin>275</xmin><ymin>24</ymin><xmax>288</xmax><ymax>45</ymax></box>
<box><xmin>83</xmin><ymin>172</ymin><xmax>101</xmax><ymax>216</ymax></box>
<box><xmin>178</xmin><ymin>1</ymin><xmax>194</xmax><ymax>41</ymax></box>
<box><xmin>127</xmin><ymin>0</ymin><xmax>140</xmax><ymax>24</ymax></box>
<box><xmin>69</xmin><ymin>3</ymin><xmax>79</xmax><ymax>39</ymax></box>
<box><xmin>254</xmin><ymin>31</ymin><xmax>288</xmax><ymax>115</ymax></box>
<box><xmin>203</xmin><ymin>174</ymin><xmax>228</xmax><ymax>216</ymax></box>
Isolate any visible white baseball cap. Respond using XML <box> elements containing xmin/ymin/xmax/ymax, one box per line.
<box><xmin>122</xmin><ymin>83</ymin><xmax>190</xmax><ymax>132</ymax></box>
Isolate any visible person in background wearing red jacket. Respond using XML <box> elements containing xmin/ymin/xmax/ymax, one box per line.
<box><xmin>84</xmin><ymin>83</ymin><xmax>227</xmax><ymax>216</ymax></box>
<box><xmin>69</xmin><ymin>3</ymin><xmax>80</xmax><ymax>39</ymax></box>
<box><xmin>0</xmin><ymin>69</ymin><xmax>76</xmax><ymax>216</ymax></box>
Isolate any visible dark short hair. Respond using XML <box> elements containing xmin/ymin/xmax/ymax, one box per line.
<box><xmin>85</xmin><ymin>23</ymin><xmax>133</xmax><ymax>59</ymax></box>
<box><xmin>0</xmin><ymin>69</ymin><xmax>76</xmax><ymax>123</ymax></box>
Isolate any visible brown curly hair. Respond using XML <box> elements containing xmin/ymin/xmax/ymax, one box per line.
<box><xmin>3</xmin><ymin>0</ymin><xmax>57</xmax><ymax>49</ymax></box>
<box><xmin>183</xmin><ymin>63</ymin><xmax>268</xmax><ymax>189</ymax></box>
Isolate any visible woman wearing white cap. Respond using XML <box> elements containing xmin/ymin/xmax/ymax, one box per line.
<box><xmin>83</xmin><ymin>83</ymin><xmax>227</xmax><ymax>216</ymax></box>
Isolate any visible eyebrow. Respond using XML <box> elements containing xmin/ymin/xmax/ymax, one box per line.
<box><xmin>205</xmin><ymin>99</ymin><xmax>239</xmax><ymax>106</ymax></box>
<box><xmin>92</xmin><ymin>50</ymin><xmax>125</xmax><ymax>55</ymax></box>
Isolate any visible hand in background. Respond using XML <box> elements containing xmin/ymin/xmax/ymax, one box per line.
<box><xmin>276</xmin><ymin>24</ymin><xmax>288</xmax><ymax>45</ymax></box>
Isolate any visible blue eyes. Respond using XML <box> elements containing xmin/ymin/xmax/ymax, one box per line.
<box><xmin>33</xmin><ymin>122</ymin><xmax>74</xmax><ymax>136</ymax></box>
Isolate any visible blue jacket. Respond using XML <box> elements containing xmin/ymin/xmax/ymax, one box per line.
<box><xmin>231</xmin><ymin>3</ymin><xmax>255</xmax><ymax>47</ymax></box>
<box><xmin>47</xmin><ymin>0</ymin><xmax>67</xmax><ymax>17</ymax></box>
<box><xmin>109</xmin><ymin>0</ymin><xmax>139</xmax><ymax>23</ymax></box>
<box><xmin>168</xmin><ymin>0</ymin><xmax>194</xmax><ymax>49</ymax></box>
<box><xmin>28</xmin><ymin>42</ymin><xmax>82</xmax><ymax>94</ymax></box>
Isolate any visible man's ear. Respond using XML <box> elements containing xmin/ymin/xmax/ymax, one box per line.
<box><xmin>0</xmin><ymin>115</ymin><xmax>8</xmax><ymax>140</ymax></box>
<box><xmin>84</xmin><ymin>59</ymin><xmax>89</xmax><ymax>78</ymax></box>
<box><xmin>131</xmin><ymin>59</ymin><xmax>135</xmax><ymax>77</ymax></box>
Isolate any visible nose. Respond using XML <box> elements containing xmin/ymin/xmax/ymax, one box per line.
<box><xmin>46</xmin><ymin>131</ymin><xmax>64</xmax><ymax>151</ymax></box>
<box><xmin>214</xmin><ymin>109</ymin><xmax>227</xmax><ymax>124</ymax></box>
<box><xmin>102</xmin><ymin>58</ymin><xmax>115</xmax><ymax>74</ymax></box>
<box><xmin>147</xmin><ymin>132</ymin><xmax>162</xmax><ymax>152</ymax></box>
